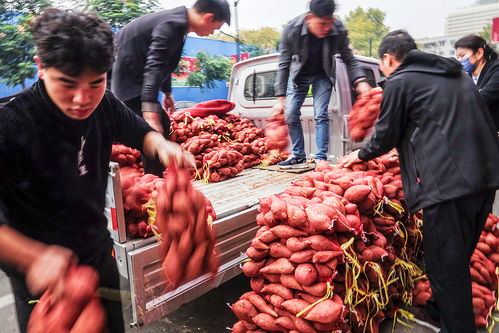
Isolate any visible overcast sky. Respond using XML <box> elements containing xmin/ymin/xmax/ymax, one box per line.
<box><xmin>159</xmin><ymin>0</ymin><xmax>476</xmax><ymax>39</ymax></box>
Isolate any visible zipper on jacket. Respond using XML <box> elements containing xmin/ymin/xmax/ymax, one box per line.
<box><xmin>410</xmin><ymin>128</ymin><xmax>421</xmax><ymax>184</ymax></box>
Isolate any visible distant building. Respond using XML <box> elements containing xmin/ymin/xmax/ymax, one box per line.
<box><xmin>416</xmin><ymin>0</ymin><xmax>499</xmax><ymax>57</ymax></box>
<box><xmin>416</xmin><ymin>34</ymin><xmax>463</xmax><ymax>58</ymax></box>
<box><xmin>445</xmin><ymin>1</ymin><xmax>499</xmax><ymax>36</ymax></box>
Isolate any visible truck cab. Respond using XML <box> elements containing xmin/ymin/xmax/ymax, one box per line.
<box><xmin>228</xmin><ymin>53</ymin><xmax>382</xmax><ymax>161</ymax></box>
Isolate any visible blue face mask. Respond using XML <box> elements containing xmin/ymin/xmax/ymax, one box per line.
<box><xmin>460</xmin><ymin>57</ymin><xmax>477</xmax><ymax>73</ymax></box>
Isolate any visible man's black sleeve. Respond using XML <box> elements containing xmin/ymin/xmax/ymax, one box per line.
<box><xmin>358</xmin><ymin>80</ymin><xmax>409</xmax><ymax>161</ymax></box>
<box><xmin>107</xmin><ymin>94</ymin><xmax>155</xmax><ymax>150</ymax></box>
<box><xmin>338</xmin><ymin>29</ymin><xmax>366</xmax><ymax>86</ymax></box>
<box><xmin>141</xmin><ymin>23</ymin><xmax>175</xmax><ymax>102</ymax></box>
<box><xmin>274</xmin><ymin>25</ymin><xmax>293</xmax><ymax>97</ymax></box>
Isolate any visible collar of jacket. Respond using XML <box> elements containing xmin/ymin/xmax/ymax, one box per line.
<box><xmin>300</xmin><ymin>15</ymin><xmax>339</xmax><ymax>37</ymax></box>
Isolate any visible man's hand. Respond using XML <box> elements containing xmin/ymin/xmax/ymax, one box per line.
<box><xmin>142</xmin><ymin>111</ymin><xmax>164</xmax><ymax>134</ymax></box>
<box><xmin>340</xmin><ymin>150</ymin><xmax>362</xmax><ymax>168</ymax></box>
<box><xmin>272</xmin><ymin>97</ymin><xmax>286</xmax><ymax>116</ymax></box>
<box><xmin>162</xmin><ymin>94</ymin><xmax>175</xmax><ymax>114</ymax></box>
<box><xmin>143</xmin><ymin>131</ymin><xmax>195</xmax><ymax>169</ymax></box>
<box><xmin>355</xmin><ymin>81</ymin><xmax>371</xmax><ymax>96</ymax></box>
<box><xmin>25</xmin><ymin>245</ymin><xmax>76</xmax><ymax>298</ymax></box>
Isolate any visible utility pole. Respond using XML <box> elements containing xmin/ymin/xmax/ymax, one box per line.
<box><xmin>234</xmin><ymin>0</ymin><xmax>241</xmax><ymax>61</ymax></box>
<box><xmin>369</xmin><ymin>37</ymin><xmax>373</xmax><ymax>57</ymax></box>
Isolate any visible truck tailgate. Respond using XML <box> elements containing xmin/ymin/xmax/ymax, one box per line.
<box><xmin>126</xmin><ymin>168</ymin><xmax>306</xmax><ymax>325</ymax></box>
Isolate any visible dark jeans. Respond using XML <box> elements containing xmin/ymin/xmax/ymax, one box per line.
<box><xmin>4</xmin><ymin>250</ymin><xmax>125</xmax><ymax>333</ymax></box>
<box><xmin>124</xmin><ymin>96</ymin><xmax>171</xmax><ymax>177</ymax></box>
<box><xmin>284</xmin><ymin>72</ymin><xmax>333</xmax><ymax>160</ymax></box>
<box><xmin>422</xmin><ymin>190</ymin><xmax>495</xmax><ymax>333</ymax></box>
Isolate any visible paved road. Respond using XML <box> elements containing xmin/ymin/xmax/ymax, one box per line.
<box><xmin>0</xmin><ymin>271</ymin><xmax>494</xmax><ymax>333</ymax></box>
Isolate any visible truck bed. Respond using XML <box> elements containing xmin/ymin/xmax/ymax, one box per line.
<box><xmin>119</xmin><ymin>168</ymin><xmax>308</xmax><ymax>326</ymax></box>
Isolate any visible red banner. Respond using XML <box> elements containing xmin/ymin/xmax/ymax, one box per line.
<box><xmin>493</xmin><ymin>17</ymin><xmax>499</xmax><ymax>42</ymax></box>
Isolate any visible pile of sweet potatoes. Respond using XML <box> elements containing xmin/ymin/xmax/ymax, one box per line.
<box><xmin>348</xmin><ymin>87</ymin><xmax>382</xmax><ymax>142</ymax></box>
<box><xmin>111</xmin><ymin>144</ymin><xmax>142</xmax><ymax>170</ymax></box>
<box><xmin>155</xmin><ymin>163</ymin><xmax>219</xmax><ymax>288</ymax></box>
<box><xmin>231</xmin><ymin>150</ymin><xmax>428</xmax><ymax>333</ymax></box>
<box><xmin>27</xmin><ymin>266</ymin><xmax>105</xmax><ymax>333</ymax></box>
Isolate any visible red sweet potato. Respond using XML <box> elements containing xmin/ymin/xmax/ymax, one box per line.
<box><xmin>343</xmin><ymin>185</ymin><xmax>372</xmax><ymax>203</ymax></box>
<box><xmin>250</xmin><ymin>278</ymin><xmax>265</xmax><ymax>293</ymax></box>
<box><xmin>247</xmin><ymin>293</ymin><xmax>278</xmax><ymax>317</ymax></box>
<box><xmin>290</xmin><ymin>250</ymin><xmax>316</xmax><ymax>264</ymax></box>
<box><xmin>303</xmin><ymin>299</ymin><xmax>344</xmax><ymax>324</ymax></box>
<box><xmin>269</xmin><ymin>242</ymin><xmax>292</xmax><ymax>258</ymax></box>
<box><xmin>242</xmin><ymin>260</ymin><xmax>266</xmax><ymax>278</ymax></box>
<box><xmin>306</xmin><ymin>235</ymin><xmax>341</xmax><ymax>251</ymax></box>
<box><xmin>261</xmin><ymin>283</ymin><xmax>294</xmax><ymax>300</ymax></box>
<box><xmin>280</xmin><ymin>274</ymin><xmax>304</xmax><ymax>291</ymax></box>
<box><xmin>260</xmin><ymin>258</ymin><xmax>295</xmax><ymax>275</ymax></box>
<box><xmin>231</xmin><ymin>299</ymin><xmax>258</xmax><ymax>323</ymax></box>
<box><xmin>286</xmin><ymin>237</ymin><xmax>310</xmax><ymax>252</ymax></box>
<box><xmin>295</xmin><ymin>263</ymin><xmax>318</xmax><ymax>286</ymax></box>
<box><xmin>302</xmin><ymin>282</ymin><xmax>327</xmax><ymax>297</ymax></box>
<box><xmin>271</xmin><ymin>225</ymin><xmax>307</xmax><ymax>238</ymax></box>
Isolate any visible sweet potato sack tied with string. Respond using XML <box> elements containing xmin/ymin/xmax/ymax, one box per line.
<box><xmin>349</xmin><ymin>87</ymin><xmax>383</xmax><ymax>141</ymax></box>
<box><xmin>155</xmin><ymin>162</ymin><xmax>219</xmax><ymax>289</ymax></box>
<box><xmin>27</xmin><ymin>265</ymin><xmax>105</xmax><ymax>333</ymax></box>
<box><xmin>265</xmin><ymin>113</ymin><xmax>289</xmax><ymax>151</ymax></box>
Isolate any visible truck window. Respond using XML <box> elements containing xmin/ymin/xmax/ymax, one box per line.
<box><xmin>244</xmin><ymin>71</ymin><xmax>277</xmax><ymax>100</ymax></box>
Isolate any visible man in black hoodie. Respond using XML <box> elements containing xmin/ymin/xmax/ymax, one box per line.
<box><xmin>342</xmin><ymin>30</ymin><xmax>499</xmax><ymax>332</ymax></box>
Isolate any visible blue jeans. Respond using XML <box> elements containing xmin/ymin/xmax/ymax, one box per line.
<box><xmin>285</xmin><ymin>73</ymin><xmax>332</xmax><ymax>160</ymax></box>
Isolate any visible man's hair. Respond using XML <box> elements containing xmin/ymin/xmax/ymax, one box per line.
<box><xmin>193</xmin><ymin>0</ymin><xmax>231</xmax><ymax>24</ymax></box>
<box><xmin>309</xmin><ymin>0</ymin><xmax>335</xmax><ymax>17</ymax></box>
<box><xmin>30</xmin><ymin>8</ymin><xmax>114</xmax><ymax>77</ymax></box>
<box><xmin>455</xmin><ymin>35</ymin><xmax>498</xmax><ymax>61</ymax></box>
<box><xmin>378</xmin><ymin>30</ymin><xmax>417</xmax><ymax>61</ymax></box>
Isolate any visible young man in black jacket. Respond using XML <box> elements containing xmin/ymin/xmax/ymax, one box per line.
<box><xmin>0</xmin><ymin>9</ymin><xmax>193</xmax><ymax>333</ymax></box>
<box><xmin>111</xmin><ymin>0</ymin><xmax>230</xmax><ymax>176</ymax></box>
<box><xmin>342</xmin><ymin>30</ymin><xmax>499</xmax><ymax>333</ymax></box>
<box><xmin>274</xmin><ymin>0</ymin><xmax>370</xmax><ymax>168</ymax></box>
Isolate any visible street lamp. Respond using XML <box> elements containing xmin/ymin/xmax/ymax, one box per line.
<box><xmin>234</xmin><ymin>0</ymin><xmax>241</xmax><ymax>61</ymax></box>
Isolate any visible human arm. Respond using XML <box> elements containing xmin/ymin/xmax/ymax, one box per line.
<box><xmin>162</xmin><ymin>93</ymin><xmax>176</xmax><ymax>113</ymax></box>
<box><xmin>142</xmin><ymin>131</ymin><xmax>194</xmax><ymax>169</ymax></box>
<box><xmin>0</xmin><ymin>224</ymin><xmax>76</xmax><ymax>297</ymax></box>
<box><xmin>274</xmin><ymin>25</ymin><xmax>293</xmax><ymax>98</ymax></box>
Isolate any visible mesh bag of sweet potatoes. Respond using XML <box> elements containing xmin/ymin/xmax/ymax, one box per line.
<box><xmin>348</xmin><ymin>87</ymin><xmax>383</xmax><ymax>142</ymax></box>
<box><xmin>155</xmin><ymin>163</ymin><xmax>219</xmax><ymax>289</ymax></box>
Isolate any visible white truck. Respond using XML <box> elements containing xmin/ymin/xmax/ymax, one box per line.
<box><xmin>107</xmin><ymin>53</ymin><xmax>382</xmax><ymax>327</ymax></box>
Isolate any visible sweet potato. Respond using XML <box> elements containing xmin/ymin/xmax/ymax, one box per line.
<box><xmin>289</xmin><ymin>250</ymin><xmax>316</xmax><ymax>264</ymax></box>
<box><xmin>231</xmin><ymin>299</ymin><xmax>258</xmax><ymax>323</ymax></box>
<box><xmin>303</xmin><ymin>299</ymin><xmax>344</xmax><ymax>324</ymax></box>
<box><xmin>260</xmin><ymin>258</ymin><xmax>295</xmax><ymax>275</ymax></box>
<box><xmin>286</xmin><ymin>237</ymin><xmax>310</xmax><ymax>252</ymax></box>
<box><xmin>252</xmin><ymin>313</ymin><xmax>283</xmax><ymax>332</ymax></box>
<box><xmin>271</xmin><ymin>225</ymin><xmax>307</xmax><ymax>238</ymax></box>
<box><xmin>281</xmin><ymin>299</ymin><xmax>310</xmax><ymax>315</ymax></box>
<box><xmin>269</xmin><ymin>294</ymin><xmax>285</xmax><ymax>308</ymax></box>
<box><xmin>163</xmin><ymin>239</ymin><xmax>184</xmax><ymax>288</ymax></box>
<box><xmin>312</xmin><ymin>250</ymin><xmax>343</xmax><ymax>263</ymax></box>
<box><xmin>231</xmin><ymin>321</ymin><xmax>247</xmax><ymax>333</ymax></box>
<box><xmin>306</xmin><ymin>235</ymin><xmax>341</xmax><ymax>251</ymax></box>
<box><xmin>314</xmin><ymin>263</ymin><xmax>334</xmax><ymax>279</ymax></box>
<box><xmin>259</xmin><ymin>230</ymin><xmax>279</xmax><ymax>244</ymax></box>
<box><xmin>343</xmin><ymin>185</ymin><xmax>372</xmax><ymax>203</ymax></box>
<box><xmin>302</xmin><ymin>282</ymin><xmax>327</xmax><ymax>297</ymax></box>
<box><xmin>295</xmin><ymin>263</ymin><xmax>318</xmax><ymax>286</ymax></box>
<box><xmin>261</xmin><ymin>283</ymin><xmax>294</xmax><ymax>300</ymax></box>
<box><xmin>305</xmin><ymin>206</ymin><xmax>333</xmax><ymax>231</ymax></box>
<box><xmin>286</xmin><ymin>204</ymin><xmax>308</xmax><ymax>228</ymax></box>
<box><xmin>250</xmin><ymin>278</ymin><xmax>265</xmax><ymax>293</ymax></box>
<box><xmin>280</xmin><ymin>274</ymin><xmax>304</xmax><ymax>291</ymax></box>
<box><xmin>242</xmin><ymin>260</ymin><xmax>266</xmax><ymax>278</ymax></box>
<box><xmin>246</xmin><ymin>247</ymin><xmax>268</xmax><ymax>261</ymax></box>
<box><xmin>271</xmin><ymin>195</ymin><xmax>288</xmax><ymax>220</ymax></box>
<box><xmin>275</xmin><ymin>316</ymin><xmax>297</xmax><ymax>330</ymax></box>
<box><xmin>251</xmin><ymin>238</ymin><xmax>270</xmax><ymax>251</ymax></box>
<box><xmin>247</xmin><ymin>293</ymin><xmax>278</xmax><ymax>317</ymax></box>
<box><xmin>362</xmin><ymin>246</ymin><xmax>388</xmax><ymax>262</ymax></box>
<box><xmin>69</xmin><ymin>298</ymin><xmax>105</xmax><ymax>333</ymax></box>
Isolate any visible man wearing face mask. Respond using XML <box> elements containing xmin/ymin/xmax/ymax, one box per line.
<box><xmin>455</xmin><ymin>35</ymin><xmax>499</xmax><ymax>132</ymax></box>
<box><xmin>341</xmin><ymin>30</ymin><xmax>499</xmax><ymax>333</ymax></box>
<box><xmin>273</xmin><ymin>0</ymin><xmax>371</xmax><ymax>169</ymax></box>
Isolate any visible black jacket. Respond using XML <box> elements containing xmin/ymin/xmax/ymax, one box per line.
<box><xmin>274</xmin><ymin>15</ymin><xmax>365</xmax><ymax>97</ymax></box>
<box><xmin>111</xmin><ymin>7</ymin><xmax>188</xmax><ymax>102</ymax></box>
<box><xmin>0</xmin><ymin>81</ymin><xmax>153</xmax><ymax>260</ymax></box>
<box><xmin>476</xmin><ymin>59</ymin><xmax>499</xmax><ymax>131</ymax></box>
<box><xmin>359</xmin><ymin>50</ymin><xmax>499</xmax><ymax>212</ymax></box>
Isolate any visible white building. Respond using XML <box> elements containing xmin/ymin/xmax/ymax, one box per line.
<box><xmin>416</xmin><ymin>34</ymin><xmax>464</xmax><ymax>58</ymax></box>
<box><xmin>445</xmin><ymin>1</ymin><xmax>499</xmax><ymax>36</ymax></box>
<box><xmin>416</xmin><ymin>0</ymin><xmax>499</xmax><ymax>57</ymax></box>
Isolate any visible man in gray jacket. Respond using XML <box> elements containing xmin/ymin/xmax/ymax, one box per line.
<box><xmin>275</xmin><ymin>0</ymin><xmax>370</xmax><ymax>169</ymax></box>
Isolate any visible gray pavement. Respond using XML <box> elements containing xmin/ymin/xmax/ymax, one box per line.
<box><xmin>0</xmin><ymin>271</ymin><xmax>496</xmax><ymax>333</ymax></box>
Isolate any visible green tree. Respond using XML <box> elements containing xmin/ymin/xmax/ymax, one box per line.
<box><xmin>78</xmin><ymin>0</ymin><xmax>161</xmax><ymax>29</ymax></box>
<box><xmin>0</xmin><ymin>0</ymin><xmax>52</xmax><ymax>88</ymax></box>
<box><xmin>212</xmin><ymin>26</ymin><xmax>280</xmax><ymax>57</ymax></box>
<box><xmin>186</xmin><ymin>52</ymin><xmax>232</xmax><ymax>89</ymax></box>
<box><xmin>344</xmin><ymin>7</ymin><xmax>390</xmax><ymax>58</ymax></box>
